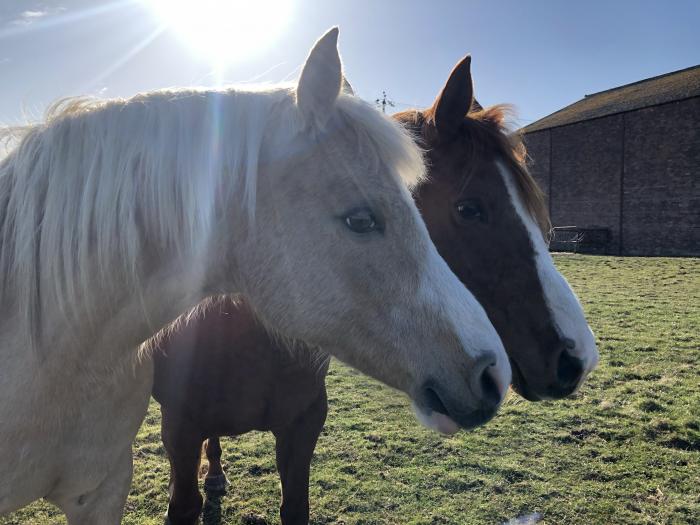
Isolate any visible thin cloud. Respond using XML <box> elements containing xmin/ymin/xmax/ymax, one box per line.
<box><xmin>22</xmin><ymin>10</ymin><xmax>49</xmax><ymax>18</ymax></box>
<box><xmin>11</xmin><ymin>6</ymin><xmax>65</xmax><ymax>26</ymax></box>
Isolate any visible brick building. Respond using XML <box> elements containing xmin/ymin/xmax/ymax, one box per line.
<box><xmin>523</xmin><ymin>65</ymin><xmax>700</xmax><ymax>256</ymax></box>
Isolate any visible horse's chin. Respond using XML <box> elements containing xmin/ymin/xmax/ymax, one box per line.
<box><xmin>509</xmin><ymin>359</ymin><xmax>545</xmax><ymax>401</ymax></box>
<box><xmin>510</xmin><ymin>360</ymin><xmax>573</xmax><ymax>401</ymax></box>
<box><xmin>412</xmin><ymin>402</ymin><xmax>460</xmax><ymax>435</ymax></box>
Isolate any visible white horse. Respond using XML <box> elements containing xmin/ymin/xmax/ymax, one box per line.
<box><xmin>0</xmin><ymin>29</ymin><xmax>511</xmax><ymax>522</ymax></box>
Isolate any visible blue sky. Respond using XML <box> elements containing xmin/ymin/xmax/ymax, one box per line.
<box><xmin>1</xmin><ymin>0</ymin><xmax>698</xmax><ymax>127</ymax></box>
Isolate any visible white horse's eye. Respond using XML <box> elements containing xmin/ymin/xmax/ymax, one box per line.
<box><xmin>344</xmin><ymin>208</ymin><xmax>379</xmax><ymax>233</ymax></box>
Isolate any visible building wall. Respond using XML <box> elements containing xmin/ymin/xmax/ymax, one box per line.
<box><xmin>622</xmin><ymin>97</ymin><xmax>700</xmax><ymax>256</ymax></box>
<box><xmin>523</xmin><ymin>96</ymin><xmax>699</xmax><ymax>256</ymax></box>
<box><xmin>550</xmin><ymin>115</ymin><xmax>624</xmax><ymax>254</ymax></box>
<box><xmin>524</xmin><ymin>130</ymin><xmax>551</xmax><ymax>206</ymax></box>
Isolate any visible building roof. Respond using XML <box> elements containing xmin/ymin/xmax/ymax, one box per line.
<box><xmin>523</xmin><ymin>64</ymin><xmax>700</xmax><ymax>133</ymax></box>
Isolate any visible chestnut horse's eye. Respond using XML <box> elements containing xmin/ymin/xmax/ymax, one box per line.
<box><xmin>455</xmin><ymin>199</ymin><xmax>486</xmax><ymax>223</ymax></box>
<box><xmin>344</xmin><ymin>207</ymin><xmax>380</xmax><ymax>233</ymax></box>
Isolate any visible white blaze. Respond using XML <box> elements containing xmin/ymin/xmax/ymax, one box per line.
<box><xmin>497</xmin><ymin>161</ymin><xmax>599</xmax><ymax>378</ymax></box>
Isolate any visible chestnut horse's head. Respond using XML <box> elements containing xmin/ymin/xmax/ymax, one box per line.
<box><xmin>395</xmin><ymin>56</ymin><xmax>598</xmax><ymax>400</ymax></box>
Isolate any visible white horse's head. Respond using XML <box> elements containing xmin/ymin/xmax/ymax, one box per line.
<box><xmin>0</xmin><ymin>29</ymin><xmax>511</xmax><ymax>434</ymax></box>
<box><xmin>223</xmin><ymin>29</ymin><xmax>511</xmax><ymax>433</ymax></box>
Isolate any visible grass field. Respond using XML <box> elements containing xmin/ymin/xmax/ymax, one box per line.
<box><xmin>2</xmin><ymin>255</ymin><xmax>698</xmax><ymax>525</ymax></box>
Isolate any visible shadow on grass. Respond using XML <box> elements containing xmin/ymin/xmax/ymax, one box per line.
<box><xmin>202</xmin><ymin>491</ymin><xmax>223</xmax><ymax>525</ymax></box>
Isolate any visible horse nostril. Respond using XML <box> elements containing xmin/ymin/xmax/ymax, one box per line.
<box><xmin>480</xmin><ymin>366</ymin><xmax>501</xmax><ymax>407</ymax></box>
<box><xmin>468</xmin><ymin>351</ymin><xmax>500</xmax><ymax>407</ymax></box>
<box><xmin>557</xmin><ymin>349</ymin><xmax>584</xmax><ymax>388</ymax></box>
<box><xmin>423</xmin><ymin>385</ymin><xmax>449</xmax><ymax>415</ymax></box>
<box><xmin>563</xmin><ymin>337</ymin><xmax>576</xmax><ymax>351</ymax></box>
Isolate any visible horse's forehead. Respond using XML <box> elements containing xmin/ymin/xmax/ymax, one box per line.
<box><xmin>278</xmin><ymin>140</ymin><xmax>408</xmax><ymax>211</ymax></box>
<box><xmin>311</xmin><ymin>131</ymin><xmax>409</xmax><ymax>185</ymax></box>
<box><xmin>426</xmin><ymin>138</ymin><xmax>502</xmax><ymax>187</ymax></box>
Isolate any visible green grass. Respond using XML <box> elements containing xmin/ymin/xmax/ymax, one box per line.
<box><xmin>3</xmin><ymin>256</ymin><xmax>699</xmax><ymax>524</ymax></box>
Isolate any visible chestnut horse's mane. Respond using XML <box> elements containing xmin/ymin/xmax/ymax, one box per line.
<box><xmin>395</xmin><ymin>104</ymin><xmax>551</xmax><ymax>239</ymax></box>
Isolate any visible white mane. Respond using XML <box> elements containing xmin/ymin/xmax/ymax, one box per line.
<box><xmin>0</xmin><ymin>85</ymin><xmax>425</xmax><ymax>350</ymax></box>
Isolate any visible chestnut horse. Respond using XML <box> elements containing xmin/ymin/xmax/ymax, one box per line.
<box><xmin>153</xmin><ymin>299</ymin><xmax>329</xmax><ymax>525</ymax></box>
<box><xmin>153</xmin><ymin>55</ymin><xmax>598</xmax><ymax>525</ymax></box>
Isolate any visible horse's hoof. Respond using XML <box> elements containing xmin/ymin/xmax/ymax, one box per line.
<box><xmin>204</xmin><ymin>474</ymin><xmax>229</xmax><ymax>495</ymax></box>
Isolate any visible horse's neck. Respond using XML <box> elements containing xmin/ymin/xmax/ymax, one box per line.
<box><xmin>109</xmin><ymin>249</ymin><xmax>238</xmax><ymax>353</ymax></box>
<box><xmin>101</xmin><ymin>266</ymin><xmax>207</xmax><ymax>351</ymax></box>
<box><xmin>26</xmin><ymin>251</ymin><xmax>227</xmax><ymax>371</ymax></box>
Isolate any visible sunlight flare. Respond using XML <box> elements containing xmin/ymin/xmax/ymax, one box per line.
<box><xmin>146</xmin><ymin>0</ymin><xmax>293</xmax><ymax>68</ymax></box>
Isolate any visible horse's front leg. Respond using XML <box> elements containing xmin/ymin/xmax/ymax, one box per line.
<box><xmin>162</xmin><ymin>410</ymin><xmax>204</xmax><ymax>525</ymax></box>
<box><xmin>54</xmin><ymin>445</ymin><xmax>133</xmax><ymax>525</ymax></box>
<box><xmin>46</xmin><ymin>355</ymin><xmax>153</xmax><ymax>524</ymax></box>
<box><xmin>274</xmin><ymin>388</ymin><xmax>328</xmax><ymax>525</ymax></box>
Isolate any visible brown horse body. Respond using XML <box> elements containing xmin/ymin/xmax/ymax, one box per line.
<box><xmin>153</xmin><ymin>56</ymin><xmax>597</xmax><ymax>525</ymax></box>
<box><xmin>152</xmin><ymin>300</ymin><xmax>328</xmax><ymax>525</ymax></box>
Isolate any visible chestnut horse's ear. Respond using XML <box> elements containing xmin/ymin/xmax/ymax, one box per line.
<box><xmin>432</xmin><ymin>55</ymin><xmax>474</xmax><ymax>137</ymax></box>
<box><xmin>297</xmin><ymin>27</ymin><xmax>342</xmax><ymax>127</ymax></box>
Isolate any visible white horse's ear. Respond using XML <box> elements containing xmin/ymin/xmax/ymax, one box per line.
<box><xmin>297</xmin><ymin>27</ymin><xmax>342</xmax><ymax>126</ymax></box>
<box><xmin>341</xmin><ymin>76</ymin><xmax>355</xmax><ymax>96</ymax></box>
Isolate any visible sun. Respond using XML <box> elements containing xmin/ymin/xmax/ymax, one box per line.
<box><xmin>146</xmin><ymin>0</ymin><xmax>293</xmax><ymax>69</ymax></box>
